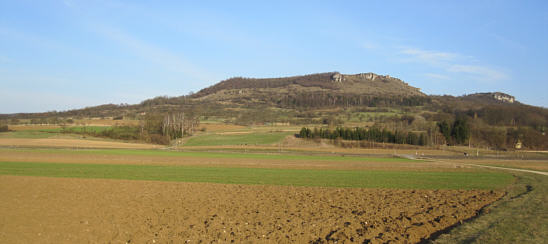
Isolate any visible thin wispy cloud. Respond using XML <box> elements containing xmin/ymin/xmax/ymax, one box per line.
<box><xmin>0</xmin><ymin>26</ymin><xmax>92</xmax><ymax>60</ymax></box>
<box><xmin>362</xmin><ymin>41</ymin><xmax>378</xmax><ymax>50</ymax></box>
<box><xmin>400</xmin><ymin>47</ymin><xmax>508</xmax><ymax>82</ymax></box>
<box><xmin>400</xmin><ymin>48</ymin><xmax>458</xmax><ymax>65</ymax></box>
<box><xmin>490</xmin><ymin>33</ymin><xmax>527</xmax><ymax>52</ymax></box>
<box><xmin>447</xmin><ymin>64</ymin><xmax>508</xmax><ymax>82</ymax></box>
<box><xmin>0</xmin><ymin>55</ymin><xmax>11</xmax><ymax>63</ymax></box>
<box><xmin>91</xmin><ymin>24</ymin><xmax>215</xmax><ymax>83</ymax></box>
<box><xmin>62</xmin><ymin>0</ymin><xmax>74</xmax><ymax>7</ymax></box>
<box><xmin>424</xmin><ymin>73</ymin><xmax>450</xmax><ymax>80</ymax></box>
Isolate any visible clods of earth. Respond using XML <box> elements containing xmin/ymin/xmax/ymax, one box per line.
<box><xmin>0</xmin><ymin>176</ymin><xmax>503</xmax><ymax>243</ymax></box>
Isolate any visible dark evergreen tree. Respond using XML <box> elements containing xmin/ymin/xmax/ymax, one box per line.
<box><xmin>452</xmin><ymin>117</ymin><xmax>470</xmax><ymax>144</ymax></box>
<box><xmin>437</xmin><ymin>121</ymin><xmax>452</xmax><ymax>144</ymax></box>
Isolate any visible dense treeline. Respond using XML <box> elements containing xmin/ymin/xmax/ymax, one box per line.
<box><xmin>433</xmin><ymin>96</ymin><xmax>548</xmax><ymax>129</ymax></box>
<box><xmin>140</xmin><ymin>95</ymin><xmax>191</xmax><ymax>107</ymax></box>
<box><xmin>273</xmin><ymin>93</ymin><xmax>431</xmax><ymax>108</ymax></box>
<box><xmin>298</xmin><ymin>113</ymin><xmax>547</xmax><ymax>150</ymax></box>
<box><xmin>299</xmin><ymin>127</ymin><xmax>428</xmax><ymax>146</ymax></box>
<box><xmin>433</xmin><ymin>113</ymin><xmax>547</xmax><ymax>150</ymax></box>
<box><xmin>471</xmin><ymin>104</ymin><xmax>547</xmax><ymax>129</ymax></box>
<box><xmin>299</xmin><ymin>117</ymin><xmax>474</xmax><ymax>148</ymax></box>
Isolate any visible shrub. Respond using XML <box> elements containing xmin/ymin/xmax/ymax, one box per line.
<box><xmin>148</xmin><ymin>134</ymin><xmax>170</xmax><ymax>145</ymax></box>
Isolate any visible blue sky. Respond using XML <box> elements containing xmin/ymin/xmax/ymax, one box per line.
<box><xmin>1</xmin><ymin>0</ymin><xmax>547</xmax><ymax>113</ymax></box>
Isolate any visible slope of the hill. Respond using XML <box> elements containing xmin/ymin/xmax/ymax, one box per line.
<box><xmin>190</xmin><ymin>72</ymin><xmax>427</xmax><ymax>108</ymax></box>
<box><xmin>193</xmin><ymin>72</ymin><xmax>424</xmax><ymax>98</ymax></box>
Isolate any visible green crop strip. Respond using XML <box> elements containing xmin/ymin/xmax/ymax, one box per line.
<box><xmin>184</xmin><ymin>132</ymin><xmax>293</xmax><ymax>146</ymax></box>
<box><xmin>0</xmin><ymin>161</ymin><xmax>512</xmax><ymax>190</ymax></box>
<box><xmin>0</xmin><ymin>148</ymin><xmax>419</xmax><ymax>163</ymax></box>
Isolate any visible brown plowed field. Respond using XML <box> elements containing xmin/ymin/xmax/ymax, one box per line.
<box><xmin>0</xmin><ymin>176</ymin><xmax>503</xmax><ymax>243</ymax></box>
<box><xmin>0</xmin><ymin>138</ymin><xmax>161</xmax><ymax>149</ymax></box>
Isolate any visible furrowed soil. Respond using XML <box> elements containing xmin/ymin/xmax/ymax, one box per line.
<box><xmin>0</xmin><ymin>138</ymin><xmax>161</xmax><ymax>149</ymax></box>
<box><xmin>0</xmin><ymin>175</ymin><xmax>503</xmax><ymax>244</ymax></box>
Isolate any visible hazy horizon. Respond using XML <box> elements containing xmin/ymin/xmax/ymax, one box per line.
<box><xmin>1</xmin><ymin>0</ymin><xmax>548</xmax><ymax>113</ymax></box>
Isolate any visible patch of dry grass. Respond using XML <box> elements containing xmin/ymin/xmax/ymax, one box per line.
<box><xmin>433</xmin><ymin>172</ymin><xmax>548</xmax><ymax>243</ymax></box>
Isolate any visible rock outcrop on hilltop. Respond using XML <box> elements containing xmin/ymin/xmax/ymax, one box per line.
<box><xmin>193</xmin><ymin>72</ymin><xmax>425</xmax><ymax>100</ymax></box>
<box><xmin>463</xmin><ymin>92</ymin><xmax>517</xmax><ymax>104</ymax></box>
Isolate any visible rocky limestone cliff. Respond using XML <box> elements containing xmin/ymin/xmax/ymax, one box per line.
<box><xmin>464</xmin><ymin>92</ymin><xmax>516</xmax><ymax>104</ymax></box>
<box><xmin>327</xmin><ymin>72</ymin><xmax>423</xmax><ymax>96</ymax></box>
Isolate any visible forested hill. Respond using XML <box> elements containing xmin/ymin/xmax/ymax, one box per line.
<box><xmin>193</xmin><ymin>72</ymin><xmax>425</xmax><ymax>98</ymax></box>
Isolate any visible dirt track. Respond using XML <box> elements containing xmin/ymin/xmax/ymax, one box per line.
<box><xmin>459</xmin><ymin>159</ymin><xmax>548</xmax><ymax>172</ymax></box>
<box><xmin>0</xmin><ymin>176</ymin><xmax>503</xmax><ymax>243</ymax></box>
<box><xmin>465</xmin><ymin>163</ymin><xmax>548</xmax><ymax>176</ymax></box>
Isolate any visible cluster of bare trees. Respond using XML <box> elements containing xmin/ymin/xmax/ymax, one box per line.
<box><xmin>161</xmin><ymin>112</ymin><xmax>200</xmax><ymax>140</ymax></box>
<box><xmin>138</xmin><ymin>111</ymin><xmax>200</xmax><ymax>144</ymax></box>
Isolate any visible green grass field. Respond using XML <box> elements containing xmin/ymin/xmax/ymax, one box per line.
<box><xmin>184</xmin><ymin>131</ymin><xmax>292</xmax><ymax>146</ymax></box>
<box><xmin>0</xmin><ymin>126</ymin><xmax>110</xmax><ymax>139</ymax></box>
<box><xmin>0</xmin><ymin>130</ymin><xmax>54</xmax><ymax>139</ymax></box>
<box><xmin>0</xmin><ymin>161</ymin><xmax>512</xmax><ymax>189</ymax></box>
<box><xmin>0</xmin><ymin>148</ymin><xmax>419</xmax><ymax>163</ymax></box>
<box><xmin>42</xmin><ymin>126</ymin><xmax>110</xmax><ymax>134</ymax></box>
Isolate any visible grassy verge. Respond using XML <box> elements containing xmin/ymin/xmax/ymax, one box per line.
<box><xmin>0</xmin><ymin>148</ymin><xmax>419</xmax><ymax>162</ymax></box>
<box><xmin>184</xmin><ymin>132</ymin><xmax>292</xmax><ymax>146</ymax></box>
<box><xmin>0</xmin><ymin>161</ymin><xmax>512</xmax><ymax>189</ymax></box>
<box><xmin>433</xmin><ymin>172</ymin><xmax>548</xmax><ymax>243</ymax></box>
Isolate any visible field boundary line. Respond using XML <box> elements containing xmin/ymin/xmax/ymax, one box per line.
<box><xmin>420</xmin><ymin>157</ymin><xmax>548</xmax><ymax>176</ymax></box>
<box><xmin>463</xmin><ymin>164</ymin><xmax>548</xmax><ymax>176</ymax></box>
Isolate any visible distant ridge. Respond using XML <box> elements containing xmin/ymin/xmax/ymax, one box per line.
<box><xmin>193</xmin><ymin>72</ymin><xmax>425</xmax><ymax>98</ymax></box>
